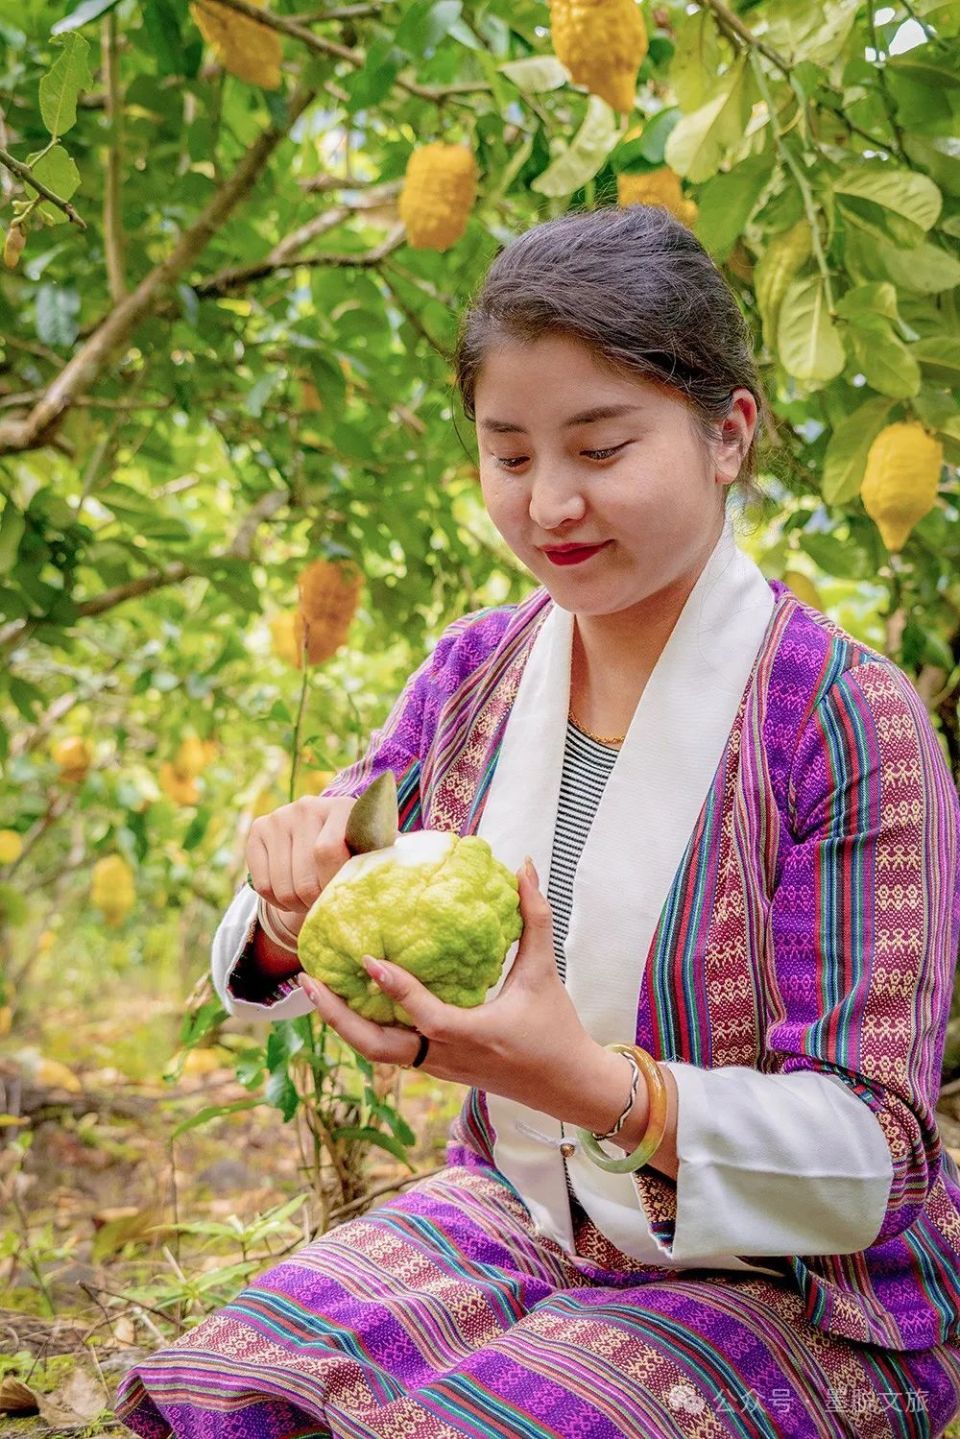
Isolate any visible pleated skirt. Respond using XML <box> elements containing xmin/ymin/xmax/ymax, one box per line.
<box><xmin>114</xmin><ymin>1163</ymin><xmax>960</xmax><ymax>1439</ymax></box>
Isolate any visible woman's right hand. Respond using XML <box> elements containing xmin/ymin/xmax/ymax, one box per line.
<box><xmin>246</xmin><ymin>795</ymin><xmax>358</xmax><ymax>922</ymax></box>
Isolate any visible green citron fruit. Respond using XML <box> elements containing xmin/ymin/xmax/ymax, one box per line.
<box><xmin>297</xmin><ymin>831</ymin><xmax>523</xmax><ymax>1028</ymax></box>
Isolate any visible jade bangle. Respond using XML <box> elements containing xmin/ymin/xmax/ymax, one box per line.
<box><xmin>575</xmin><ymin>1043</ymin><xmax>668</xmax><ymax>1174</ymax></box>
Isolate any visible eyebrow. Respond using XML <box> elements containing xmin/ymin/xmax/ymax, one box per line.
<box><xmin>477</xmin><ymin>404</ymin><xmax>643</xmax><ymax>435</ymax></box>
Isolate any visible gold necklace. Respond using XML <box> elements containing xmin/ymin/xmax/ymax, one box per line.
<box><xmin>568</xmin><ymin>707</ymin><xmax>626</xmax><ymax>746</ymax></box>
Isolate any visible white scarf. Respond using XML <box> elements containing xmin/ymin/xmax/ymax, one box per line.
<box><xmin>475</xmin><ymin>518</ymin><xmax>776</xmax><ymax>1266</ymax></box>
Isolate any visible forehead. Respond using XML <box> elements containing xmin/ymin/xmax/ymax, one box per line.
<box><xmin>474</xmin><ymin>334</ymin><xmax>684</xmax><ymax>429</ymax></box>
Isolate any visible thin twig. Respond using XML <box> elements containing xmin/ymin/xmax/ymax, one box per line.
<box><xmin>102</xmin><ymin>12</ymin><xmax>127</xmax><ymax>301</ymax></box>
<box><xmin>0</xmin><ymin>143</ymin><xmax>87</xmax><ymax>229</ymax></box>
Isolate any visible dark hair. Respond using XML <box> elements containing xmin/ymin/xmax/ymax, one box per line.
<box><xmin>453</xmin><ymin>204</ymin><xmax>774</xmax><ymax>513</ymax></box>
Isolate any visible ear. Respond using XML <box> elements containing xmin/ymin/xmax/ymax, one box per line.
<box><xmin>714</xmin><ymin>388</ymin><xmax>758</xmax><ymax>488</ymax></box>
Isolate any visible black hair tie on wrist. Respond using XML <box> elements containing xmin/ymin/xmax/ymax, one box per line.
<box><xmin>405</xmin><ymin>1033</ymin><xmax>430</xmax><ymax>1069</ymax></box>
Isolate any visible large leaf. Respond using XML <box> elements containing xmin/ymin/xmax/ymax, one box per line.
<box><xmin>531</xmin><ymin>97</ymin><xmax>622</xmax><ymax>197</ymax></box>
<box><xmin>848</xmin><ymin>319</ymin><xmax>921</xmax><ymax>399</ymax></box>
<box><xmin>909</xmin><ymin>336</ymin><xmax>960</xmax><ymax>385</ymax></box>
<box><xmin>664</xmin><ymin>59</ymin><xmax>751</xmax><ymax>183</ymax></box>
<box><xmin>498</xmin><ymin>56</ymin><xmax>570</xmax><ymax>94</ymax></box>
<box><xmin>38</xmin><ymin>32</ymin><xmax>91</xmax><ymax>137</ymax></box>
<box><xmin>755</xmin><ymin>0</ymin><xmax>861</xmax><ymax>66</ymax></box>
<box><xmin>834</xmin><ymin>166</ymin><xmax>942</xmax><ymax>232</ymax></box>
<box><xmin>821</xmin><ymin>397</ymin><xmax>896</xmax><ymax>505</ymax></box>
<box><xmin>25</xmin><ymin>144</ymin><xmax>81</xmax><ymax>225</ymax></box>
<box><xmin>777</xmin><ymin>274</ymin><xmax>846</xmax><ymax>383</ymax></box>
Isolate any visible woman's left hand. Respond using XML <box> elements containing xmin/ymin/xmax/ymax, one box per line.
<box><xmin>296</xmin><ymin>857</ymin><xmax>605</xmax><ymax>1126</ymax></box>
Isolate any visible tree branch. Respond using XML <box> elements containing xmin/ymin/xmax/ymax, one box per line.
<box><xmin>0</xmin><ymin>144</ymin><xmax>87</xmax><ymax>230</ymax></box>
<box><xmin>193</xmin><ymin>221</ymin><xmax>404</xmax><ymax>297</ymax></box>
<box><xmin>102</xmin><ymin>12</ymin><xmax>127</xmax><ymax>302</ymax></box>
<box><xmin>196</xmin><ymin>0</ymin><xmax>491</xmax><ymax>102</ymax></box>
<box><xmin>0</xmin><ymin>85</ymin><xmax>316</xmax><ymax>456</ymax></box>
<box><xmin>0</xmin><ymin>490</ymin><xmax>289</xmax><ymax>653</ymax></box>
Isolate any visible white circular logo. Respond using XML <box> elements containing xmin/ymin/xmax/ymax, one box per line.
<box><xmin>667</xmin><ymin>1382</ymin><xmax>705</xmax><ymax>1415</ymax></box>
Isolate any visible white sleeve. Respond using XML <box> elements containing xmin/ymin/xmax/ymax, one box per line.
<box><xmin>211</xmin><ymin>883</ymin><xmax>314</xmax><ymax>1022</ymax></box>
<box><xmin>652</xmin><ymin>1062</ymin><xmax>894</xmax><ymax>1260</ymax></box>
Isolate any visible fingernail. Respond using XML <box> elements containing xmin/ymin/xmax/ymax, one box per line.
<box><xmin>297</xmin><ymin>975</ymin><xmax>321</xmax><ymax>1003</ymax></box>
<box><xmin>523</xmin><ymin>855</ymin><xmax>538</xmax><ymax>885</ymax></box>
<box><xmin>363</xmin><ymin>955</ymin><xmax>389</xmax><ymax>986</ymax></box>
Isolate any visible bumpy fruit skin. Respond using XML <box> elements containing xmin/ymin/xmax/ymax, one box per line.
<box><xmin>190</xmin><ymin>0</ymin><xmax>282</xmax><ymax>88</ymax></box>
<box><xmin>551</xmin><ymin>0</ymin><xmax>648</xmax><ymax>113</ymax></box>
<box><xmin>298</xmin><ymin>831</ymin><xmax>523</xmax><ymax>1029</ymax></box>
<box><xmin>398</xmin><ymin>145</ymin><xmax>478</xmax><ymax>252</ymax></box>
<box><xmin>860</xmin><ymin>421</ymin><xmax>943</xmax><ymax>552</ymax></box>
<box><xmin>0</xmin><ymin>830</ymin><xmax>23</xmax><ymax>864</ymax></box>
<box><xmin>296</xmin><ymin>559</ymin><xmax>363</xmax><ymax>665</ymax></box>
<box><xmin>617</xmin><ymin>168</ymin><xmax>697</xmax><ymax>225</ymax></box>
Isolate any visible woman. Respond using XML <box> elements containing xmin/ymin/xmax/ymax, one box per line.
<box><xmin>115</xmin><ymin>206</ymin><xmax>960</xmax><ymax>1438</ymax></box>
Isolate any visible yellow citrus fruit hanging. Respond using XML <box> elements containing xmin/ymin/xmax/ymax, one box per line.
<box><xmin>159</xmin><ymin>762</ymin><xmax>200</xmax><ymax>806</ymax></box>
<box><xmin>91</xmin><ymin>855</ymin><xmax>135</xmax><ymax>927</ymax></box>
<box><xmin>617</xmin><ymin>168</ymin><xmax>698</xmax><ymax>225</ymax></box>
<box><xmin>398</xmin><ymin>144</ymin><xmax>478</xmax><ymax>251</ymax></box>
<box><xmin>190</xmin><ymin>0</ymin><xmax>282</xmax><ymax>88</ymax></box>
<box><xmin>550</xmin><ymin>0</ymin><xmax>648</xmax><ymax>113</ymax></box>
<box><xmin>270</xmin><ymin>611</ymin><xmax>303</xmax><ymax>668</ymax></box>
<box><xmin>783</xmin><ymin>571</ymin><xmax>823</xmax><ymax>610</ymax></box>
<box><xmin>52</xmin><ymin>736</ymin><xmax>93</xmax><ymax>783</ymax></box>
<box><xmin>860</xmin><ymin>421</ymin><xmax>943</xmax><ymax>552</ymax></box>
<box><xmin>296</xmin><ymin>558</ymin><xmax>363</xmax><ymax>666</ymax></box>
<box><xmin>0</xmin><ymin>830</ymin><xmax>22</xmax><ymax>864</ymax></box>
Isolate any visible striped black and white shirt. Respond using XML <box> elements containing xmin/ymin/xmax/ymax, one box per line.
<box><xmin>547</xmin><ymin>718</ymin><xmax>623</xmax><ymax>1202</ymax></box>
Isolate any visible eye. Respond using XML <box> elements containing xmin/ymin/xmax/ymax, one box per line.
<box><xmin>584</xmin><ymin>445</ymin><xmax>625</xmax><ymax>461</ymax></box>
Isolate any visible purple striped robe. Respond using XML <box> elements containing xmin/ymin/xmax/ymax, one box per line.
<box><xmin>319</xmin><ymin>579</ymin><xmax>960</xmax><ymax>1353</ymax></box>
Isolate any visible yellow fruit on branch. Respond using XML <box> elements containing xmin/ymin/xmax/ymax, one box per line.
<box><xmin>52</xmin><ymin>736</ymin><xmax>93</xmax><ymax>783</ymax></box>
<box><xmin>398</xmin><ymin>144</ymin><xmax>478</xmax><ymax>252</ymax></box>
<box><xmin>190</xmin><ymin>0</ymin><xmax>282</xmax><ymax>88</ymax></box>
<box><xmin>0</xmin><ymin>830</ymin><xmax>23</xmax><ymax>864</ymax></box>
<box><xmin>296</xmin><ymin>558</ymin><xmax>363</xmax><ymax>666</ymax></box>
<box><xmin>91</xmin><ymin>855</ymin><xmax>135</xmax><ymax>927</ymax></box>
<box><xmin>550</xmin><ymin>0</ymin><xmax>648</xmax><ymax>113</ymax></box>
<box><xmin>270</xmin><ymin>610</ymin><xmax>303</xmax><ymax>668</ymax></box>
<box><xmin>617</xmin><ymin>167</ymin><xmax>698</xmax><ymax>225</ymax></box>
<box><xmin>860</xmin><ymin>420</ymin><xmax>944</xmax><ymax>552</ymax></box>
<box><xmin>159</xmin><ymin>762</ymin><xmax>200</xmax><ymax>806</ymax></box>
<box><xmin>172</xmin><ymin>737</ymin><xmax>212</xmax><ymax>781</ymax></box>
<box><xmin>782</xmin><ymin>571</ymin><xmax>823</xmax><ymax>611</ymax></box>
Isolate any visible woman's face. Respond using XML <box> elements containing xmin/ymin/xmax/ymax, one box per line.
<box><xmin>473</xmin><ymin>332</ymin><xmax>754</xmax><ymax>618</ymax></box>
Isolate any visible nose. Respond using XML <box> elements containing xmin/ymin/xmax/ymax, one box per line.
<box><xmin>528</xmin><ymin>467</ymin><xmax>588</xmax><ymax>532</ymax></box>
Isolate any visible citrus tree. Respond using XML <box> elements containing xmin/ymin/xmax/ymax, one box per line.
<box><xmin>2</xmin><ymin>0</ymin><xmax>959</xmax><ymax>1157</ymax></box>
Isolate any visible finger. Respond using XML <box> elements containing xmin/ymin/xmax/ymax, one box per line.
<box><xmin>264</xmin><ymin>824</ymin><xmax>300</xmax><ymax>911</ymax></box>
<box><xmin>361</xmin><ymin>955</ymin><xmax>460</xmax><ymax>1040</ymax></box>
<box><xmin>498</xmin><ymin>859</ymin><xmax>555</xmax><ymax>993</ymax></box>
<box><xmin>296</xmin><ymin>973</ymin><xmax>423</xmax><ymax>1066</ymax></box>
<box><xmin>290</xmin><ymin>815</ymin><xmax>323</xmax><ymax>910</ymax></box>
<box><xmin>247</xmin><ymin>829</ymin><xmax>272</xmax><ymax>899</ymax></box>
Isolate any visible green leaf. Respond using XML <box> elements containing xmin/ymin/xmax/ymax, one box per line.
<box><xmin>394</xmin><ymin>0</ymin><xmax>462</xmax><ymax>58</ymax></box>
<box><xmin>669</xmin><ymin>8</ymin><xmax>723</xmax><ymax>113</ymax></box>
<box><xmin>0</xmin><ymin>505</ymin><xmax>25</xmax><ymax>576</ymax></box>
<box><xmin>664</xmin><ymin>58</ymin><xmax>751</xmax><ymax>183</ymax></box>
<box><xmin>25</xmin><ymin>144</ymin><xmax>81</xmax><ymax>225</ymax></box>
<box><xmin>849</xmin><ymin>320</ymin><xmax>920</xmax><ymax>399</ymax></box>
<box><xmin>498</xmin><ymin>55</ymin><xmax>570</xmax><ymax>94</ymax></box>
<box><xmin>172</xmin><ymin>1098</ymin><xmax>262</xmax><ymax>1139</ymax></box>
<box><xmin>694</xmin><ymin>152</ymin><xmax>776</xmax><ymax>261</ymax></box>
<box><xmin>834</xmin><ymin>165</ymin><xmax>942</xmax><ymax>233</ymax></box>
<box><xmin>835</xmin><ymin>282</ymin><xmax>899</xmax><ymax>323</ymax></box>
<box><xmin>756</xmin><ymin>0</ymin><xmax>860</xmax><ymax>66</ymax></box>
<box><xmin>35</xmin><ymin>282</ymin><xmax>81</xmax><ymax>347</ymax></box>
<box><xmin>909</xmin><ymin>337</ymin><xmax>960</xmax><ymax>386</ymax></box>
<box><xmin>821</xmin><ymin>397</ymin><xmax>895</xmax><ymax>505</ymax></box>
<box><xmin>39</xmin><ymin>32</ymin><xmax>92</xmax><ymax>137</ymax></box>
<box><xmin>873</xmin><ymin>237</ymin><xmax>960</xmax><ymax>294</ymax></box>
<box><xmin>531</xmin><ymin>97</ymin><xmax>622</xmax><ymax>198</ymax></box>
<box><xmin>777</xmin><ymin>274</ymin><xmax>846</xmax><ymax>383</ymax></box>
<box><xmin>799</xmin><ymin>531</ymin><xmax>870</xmax><ymax>579</ymax></box>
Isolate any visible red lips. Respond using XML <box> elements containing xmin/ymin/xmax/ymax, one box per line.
<box><xmin>542</xmin><ymin>541</ymin><xmax>611</xmax><ymax>566</ymax></box>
